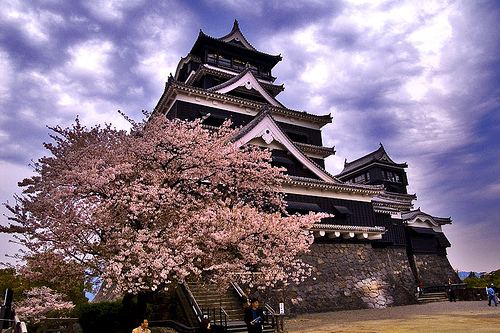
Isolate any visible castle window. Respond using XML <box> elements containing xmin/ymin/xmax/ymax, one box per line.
<box><xmin>218</xmin><ymin>55</ymin><xmax>231</xmax><ymax>67</ymax></box>
<box><xmin>286</xmin><ymin>131</ymin><xmax>308</xmax><ymax>144</ymax></box>
<box><xmin>382</xmin><ymin>170</ymin><xmax>401</xmax><ymax>183</ymax></box>
<box><xmin>333</xmin><ymin>205</ymin><xmax>352</xmax><ymax>220</ymax></box>
<box><xmin>286</xmin><ymin>201</ymin><xmax>322</xmax><ymax>214</ymax></box>
<box><xmin>199</xmin><ymin>111</ymin><xmax>226</xmax><ymax>127</ymax></box>
<box><xmin>248</xmin><ymin>64</ymin><xmax>258</xmax><ymax>75</ymax></box>
<box><xmin>271</xmin><ymin>156</ymin><xmax>292</xmax><ymax>171</ymax></box>
<box><xmin>233</xmin><ymin>58</ymin><xmax>246</xmax><ymax>71</ymax></box>
<box><xmin>207</xmin><ymin>53</ymin><xmax>217</xmax><ymax>64</ymax></box>
<box><xmin>353</xmin><ymin>173</ymin><xmax>370</xmax><ymax>184</ymax></box>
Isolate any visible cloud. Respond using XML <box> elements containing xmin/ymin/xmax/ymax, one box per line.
<box><xmin>81</xmin><ymin>0</ymin><xmax>147</xmax><ymax>22</ymax></box>
<box><xmin>0</xmin><ymin>0</ymin><xmax>499</xmax><ymax>271</ymax></box>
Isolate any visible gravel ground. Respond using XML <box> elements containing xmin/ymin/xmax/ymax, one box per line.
<box><xmin>286</xmin><ymin>301</ymin><xmax>500</xmax><ymax>333</ymax></box>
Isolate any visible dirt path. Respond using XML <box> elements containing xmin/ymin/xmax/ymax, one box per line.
<box><xmin>286</xmin><ymin>301</ymin><xmax>500</xmax><ymax>333</ymax></box>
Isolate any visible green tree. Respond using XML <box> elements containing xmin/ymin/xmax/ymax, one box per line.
<box><xmin>0</xmin><ymin>268</ymin><xmax>26</xmax><ymax>302</ymax></box>
<box><xmin>463</xmin><ymin>269</ymin><xmax>500</xmax><ymax>288</ymax></box>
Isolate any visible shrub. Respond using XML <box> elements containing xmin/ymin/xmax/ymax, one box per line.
<box><xmin>75</xmin><ymin>300</ymin><xmax>127</xmax><ymax>333</ymax></box>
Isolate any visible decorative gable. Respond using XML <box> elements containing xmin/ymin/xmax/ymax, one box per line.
<box><xmin>218</xmin><ymin>20</ymin><xmax>257</xmax><ymax>51</ymax></box>
<box><xmin>232</xmin><ymin>109</ymin><xmax>338</xmax><ymax>183</ymax></box>
<box><xmin>402</xmin><ymin>209</ymin><xmax>452</xmax><ymax>232</ymax></box>
<box><xmin>208</xmin><ymin>69</ymin><xmax>283</xmax><ymax>107</ymax></box>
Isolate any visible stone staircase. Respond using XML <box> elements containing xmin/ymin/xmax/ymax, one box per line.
<box><xmin>417</xmin><ymin>292</ymin><xmax>448</xmax><ymax>303</ymax></box>
<box><xmin>186</xmin><ymin>283</ymin><xmax>274</xmax><ymax>333</ymax></box>
<box><xmin>187</xmin><ymin>282</ymin><xmax>245</xmax><ymax>322</ymax></box>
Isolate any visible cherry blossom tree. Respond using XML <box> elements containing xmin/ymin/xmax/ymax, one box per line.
<box><xmin>16</xmin><ymin>252</ymin><xmax>89</xmax><ymax>305</ymax></box>
<box><xmin>15</xmin><ymin>286</ymin><xmax>74</xmax><ymax>325</ymax></box>
<box><xmin>2</xmin><ymin>113</ymin><xmax>325</xmax><ymax>295</ymax></box>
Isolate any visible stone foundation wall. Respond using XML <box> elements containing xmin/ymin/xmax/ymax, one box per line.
<box><xmin>256</xmin><ymin>243</ymin><xmax>417</xmax><ymax>314</ymax></box>
<box><xmin>413</xmin><ymin>253</ymin><xmax>460</xmax><ymax>286</ymax></box>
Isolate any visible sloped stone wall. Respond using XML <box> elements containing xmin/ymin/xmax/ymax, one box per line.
<box><xmin>258</xmin><ymin>243</ymin><xmax>417</xmax><ymax>314</ymax></box>
<box><xmin>413</xmin><ymin>253</ymin><xmax>460</xmax><ymax>286</ymax></box>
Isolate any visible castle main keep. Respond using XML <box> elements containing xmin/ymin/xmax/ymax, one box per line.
<box><xmin>153</xmin><ymin>21</ymin><xmax>458</xmax><ymax>314</ymax></box>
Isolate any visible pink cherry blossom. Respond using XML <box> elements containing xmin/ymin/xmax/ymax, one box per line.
<box><xmin>15</xmin><ymin>286</ymin><xmax>74</xmax><ymax>324</ymax></box>
<box><xmin>3</xmin><ymin>113</ymin><xmax>325</xmax><ymax>294</ymax></box>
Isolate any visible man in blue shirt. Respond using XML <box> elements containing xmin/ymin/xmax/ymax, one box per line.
<box><xmin>244</xmin><ymin>298</ymin><xmax>265</xmax><ymax>333</ymax></box>
<box><xmin>487</xmin><ymin>284</ymin><xmax>497</xmax><ymax>306</ymax></box>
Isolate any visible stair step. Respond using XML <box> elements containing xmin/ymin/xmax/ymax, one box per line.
<box><xmin>186</xmin><ymin>282</ymin><xmax>277</xmax><ymax>330</ymax></box>
<box><xmin>417</xmin><ymin>292</ymin><xmax>448</xmax><ymax>303</ymax></box>
<box><xmin>222</xmin><ymin>322</ymin><xmax>274</xmax><ymax>333</ymax></box>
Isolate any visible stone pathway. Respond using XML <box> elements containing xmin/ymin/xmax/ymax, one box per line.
<box><xmin>286</xmin><ymin>301</ymin><xmax>500</xmax><ymax>332</ymax></box>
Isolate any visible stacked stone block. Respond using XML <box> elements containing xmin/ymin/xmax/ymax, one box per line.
<box><xmin>258</xmin><ymin>243</ymin><xmax>418</xmax><ymax>314</ymax></box>
<box><xmin>413</xmin><ymin>253</ymin><xmax>460</xmax><ymax>286</ymax></box>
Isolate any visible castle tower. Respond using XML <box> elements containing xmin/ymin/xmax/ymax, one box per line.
<box><xmin>153</xmin><ymin>21</ymin><xmax>458</xmax><ymax>313</ymax></box>
<box><xmin>337</xmin><ymin>142</ymin><xmax>409</xmax><ymax>194</ymax></box>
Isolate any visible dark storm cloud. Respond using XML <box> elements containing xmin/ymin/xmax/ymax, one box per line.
<box><xmin>200</xmin><ymin>0</ymin><xmax>346</xmax><ymax>34</ymax></box>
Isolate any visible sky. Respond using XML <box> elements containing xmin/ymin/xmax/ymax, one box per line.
<box><xmin>0</xmin><ymin>0</ymin><xmax>499</xmax><ymax>273</ymax></box>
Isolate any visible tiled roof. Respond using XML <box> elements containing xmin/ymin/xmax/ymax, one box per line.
<box><xmin>294</xmin><ymin>142</ymin><xmax>336</xmax><ymax>158</ymax></box>
<box><xmin>155</xmin><ymin>77</ymin><xmax>332</xmax><ymax>127</ymax></box>
<box><xmin>337</xmin><ymin>143</ymin><xmax>408</xmax><ymax>176</ymax></box>
<box><xmin>186</xmin><ymin>65</ymin><xmax>283</xmax><ymax>93</ymax></box>
<box><xmin>310</xmin><ymin>224</ymin><xmax>386</xmax><ymax>233</ymax></box>
<box><xmin>230</xmin><ymin>107</ymin><xmax>338</xmax><ymax>182</ymax></box>
<box><xmin>372</xmin><ymin>191</ymin><xmax>416</xmax><ymax>213</ymax></box>
<box><xmin>217</xmin><ymin>20</ymin><xmax>257</xmax><ymax>51</ymax></box>
<box><xmin>402</xmin><ymin>208</ymin><xmax>452</xmax><ymax>225</ymax></box>
<box><xmin>193</xmin><ymin>21</ymin><xmax>282</xmax><ymax>63</ymax></box>
<box><xmin>285</xmin><ymin>175</ymin><xmax>384</xmax><ymax>195</ymax></box>
<box><xmin>208</xmin><ymin>68</ymin><xmax>251</xmax><ymax>91</ymax></box>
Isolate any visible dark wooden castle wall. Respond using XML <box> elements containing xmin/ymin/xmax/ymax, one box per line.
<box><xmin>170</xmin><ymin>101</ymin><xmax>324</xmax><ymax>146</ymax></box>
<box><xmin>284</xmin><ymin>193</ymin><xmax>407</xmax><ymax>246</ymax></box>
<box><xmin>271</xmin><ymin>150</ymin><xmax>321</xmax><ymax>179</ymax></box>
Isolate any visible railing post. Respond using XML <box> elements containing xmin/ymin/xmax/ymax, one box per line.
<box><xmin>42</xmin><ymin>317</ymin><xmax>48</xmax><ymax>333</ymax></box>
<box><xmin>1</xmin><ymin>289</ymin><xmax>13</xmax><ymax>329</ymax></box>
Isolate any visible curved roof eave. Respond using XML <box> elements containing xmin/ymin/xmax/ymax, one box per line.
<box><xmin>192</xmin><ymin>26</ymin><xmax>282</xmax><ymax>66</ymax></box>
<box><xmin>338</xmin><ymin>143</ymin><xmax>408</xmax><ymax>177</ymax></box>
<box><xmin>285</xmin><ymin>176</ymin><xmax>384</xmax><ymax>196</ymax></box>
<box><xmin>155</xmin><ymin>78</ymin><xmax>332</xmax><ymax>127</ymax></box>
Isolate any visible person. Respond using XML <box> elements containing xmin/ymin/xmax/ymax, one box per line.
<box><xmin>199</xmin><ymin>317</ymin><xmax>212</xmax><ymax>332</ymax></box>
<box><xmin>244</xmin><ymin>298</ymin><xmax>264</xmax><ymax>333</ymax></box>
<box><xmin>448</xmin><ymin>278</ymin><xmax>456</xmax><ymax>302</ymax></box>
<box><xmin>132</xmin><ymin>319</ymin><xmax>151</xmax><ymax>333</ymax></box>
<box><xmin>417</xmin><ymin>282</ymin><xmax>423</xmax><ymax>296</ymax></box>
<box><xmin>242</xmin><ymin>288</ymin><xmax>251</xmax><ymax>308</ymax></box>
<box><xmin>487</xmin><ymin>285</ymin><xmax>497</xmax><ymax>306</ymax></box>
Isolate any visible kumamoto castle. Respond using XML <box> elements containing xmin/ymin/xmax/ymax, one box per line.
<box><xmin>121</xmin><ymin>21</ymin><xmax>460</xmax><ymax>325</ymax></box>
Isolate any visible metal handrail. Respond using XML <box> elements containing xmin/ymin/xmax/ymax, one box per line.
<box><xmin>231</xmin><ymin>282</ymin><xmax>245</xmax><ymax>299</ymax></box>
<box><xmin>220</xmin><ymin>307</ymin><xmax>228</xmax><ymax>331</ymax></box>
<box><xmin>422</xmin><ymin>283</ymin><xmax>467</xmax><ymax>293</ymax></box>
<box><xmin>265</xmin><ymin>303</ymin><xmax>275</xmax><ymax>315</ymax></box>
<box><xmin>181</xmin><ymin>283</ymin><xmax>203</xmax><ymax>323</ymax></box>
<box><xmin>201</xmin><ymin>306</ymin><xmax>228</xmax><ymax>333</ymax></box>
<box><xmin>14</xmin><ymin>316</ymin><xmax>28</xmax><ymax>333</ymax></box>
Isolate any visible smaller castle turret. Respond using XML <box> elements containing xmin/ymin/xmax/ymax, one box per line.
<box><xmin>336</xmin><ymin>143</ymin><xmax>409</xmax><ymax>194</ymax></box>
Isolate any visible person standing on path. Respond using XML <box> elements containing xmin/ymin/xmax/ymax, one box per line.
<box><xmin>244</xmin><ymin>298</ymin><xmax>264</xmax><ymax>333</ymax></box>
<box><xmin>132</xmin><ymin>319</ymin><xmax>151</xmax><ymax>333</ymax></box>
<box><xmin>487</xmin><ymin>285</ymin><xmax>498</xmax><ymax>306</ymax></box>
<box><xmin>448</xmin><ymin>278</ymin><xmax>456</xmax><ymax>302</ymax></box>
